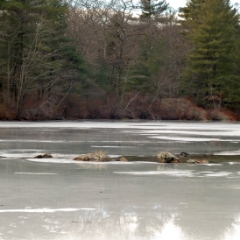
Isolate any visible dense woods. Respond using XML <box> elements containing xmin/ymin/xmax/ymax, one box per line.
<box><xmin>0</xmin><ymin>0</ymin><xmax>239</xmax><ymax>120</ymax></box>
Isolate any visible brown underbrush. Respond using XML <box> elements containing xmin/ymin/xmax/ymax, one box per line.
<box><xmin>0</xmin><ymin>92</ymin><xmax>238</xmax><ymax>121</ymax></box>
<box><xmin>206</xmin><ymin>109</ymin><xmax>237</xmax><ymax>121</ymax></box>
<box><xmin>0</xmin><ymin>103</ymin><xmax>16</xmax><ymax>120</ymax></box>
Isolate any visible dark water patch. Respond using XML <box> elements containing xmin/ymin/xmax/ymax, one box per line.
<box><xmin>123</xmin><ymin>154</ymin><xmax>240</xmax><ymax>164</ymax></box>
<box><xmin>179</xmin><ymin>154</ymin><xmax>240</xmax><ymax>163</ymax></box>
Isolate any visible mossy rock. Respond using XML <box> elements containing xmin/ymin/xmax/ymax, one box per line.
<box><xmin>157</xmin><ymin>151</ymin><xmax>180</xmax><ymax>163</ymax></box>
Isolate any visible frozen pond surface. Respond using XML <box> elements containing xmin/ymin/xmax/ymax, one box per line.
<box><xmin>0</xmin><ymin>121</ymin><xmax>240</xmax><ymax>240</ymax></box>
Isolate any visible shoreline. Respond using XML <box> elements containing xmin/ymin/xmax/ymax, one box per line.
<box><xmin>1</xmin><ymin>97</ymin><xmax>239</xmax><ymax>121</ymax></box>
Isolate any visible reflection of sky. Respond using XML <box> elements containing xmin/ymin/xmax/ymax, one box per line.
<box><xmin>168</xmin><ymin>0</ymin><xmax>239</xmax><ymax>11</ymax></box>
<box><xmin>2</xmin><ymin>209</ymin><xmax>240</xmax><ymax>240</ymax></box>
<box><xmin>223</xmin><ymin>217</ymin><xmax>240</xmax><ymax>240</ymax></box>
<box><xmin>52</xmin><ymin>214</ymin><xmax>240</xmax><ymax>240</ymax></box>
<box><xmin>86</xmin><ymin>215</ymin><xmax>238</xmax><ymax>240</ymax></box>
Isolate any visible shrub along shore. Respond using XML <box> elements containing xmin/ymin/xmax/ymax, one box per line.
<box><xmin>0</xmin><ymin>95</ymin><xmax>238</xmax><ymax>121</ymax></box>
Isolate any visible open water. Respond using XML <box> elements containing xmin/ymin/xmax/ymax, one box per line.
<box><xmin>0</xmin><ymin>121</ymin><xmax>240</xmax><ymax>240</ymax></box>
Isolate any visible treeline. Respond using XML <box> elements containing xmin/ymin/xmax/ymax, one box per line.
<box><xmin>0</xmin><ymin>0</ymin><xmax>239</xmax><ymax>120</ymax></box>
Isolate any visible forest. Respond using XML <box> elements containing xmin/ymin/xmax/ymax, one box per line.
<box><xmin>0</xmin><ymin>0</ymin><xmax>240</xmax><ymax>120</ymax></box>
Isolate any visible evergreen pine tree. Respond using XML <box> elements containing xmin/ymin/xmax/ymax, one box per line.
<box><xmin>180</xmin><ymin>0</ymin><xmax>240</xmax><ymax>108</ymax></box>
<box><xmin>139</xmin><ymin>0</ymin><xmax>169</xmax><ymax>21</ymax></box>
<box><xmin>128</xmin><ymin>36</ymin><xmax>165</xmax><ymax>93</ymax></box>
<box><xmin>0</xmin><ymin>0</ymin><xmax>86</xmax><ymax>117</ymax></box>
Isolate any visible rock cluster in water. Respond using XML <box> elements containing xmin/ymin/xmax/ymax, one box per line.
<box><xmin>33</xmin><ymin>151</ymin><xmax>209</xmax><ymax>164</ymax></box>
<box><xmin>73</xmin><ymin>151</ymin><xmax>128</xmax><ymax>162</ymax></box>
<box><xmin>157</xmin><ymin>151</ymin><xmax>209</xmax><ymax>164</ymax></box>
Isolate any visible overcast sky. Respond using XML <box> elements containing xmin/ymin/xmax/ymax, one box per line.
<box><xmin>167</xmin><ymin>0</ymin><xmax>240</xmax><ymax>11</ymax></box>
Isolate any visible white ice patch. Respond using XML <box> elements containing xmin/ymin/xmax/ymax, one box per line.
<box><xmin>108</xmin><ymin>154</ymin><xmax>122</xmax><ymax>158</ymax></box>
<box><xmin>14</xmin><ymin>172</ymin><xmax>57</xmax><ymax>175</ymax></box>
<box><xmin>149</xmin><ymin>136</ymin><xmax>221</xmax><ymax>142</ymax></box>
<box><xmin>0</xmin><ymin>208</ymin><xmax>95</xmax><ymax>213</ymax></box>
<box><xmin>134</xmin><ymin>161</ymin><xmax>159</xmax><ymax>164</ymax></box>
<box><xmin>0</xmin><ymin>121</ymin><xmax>239</xmax><ymax>134</ymax></box>
<box><xmin>0</xmin><ymin>139</ymin><xmax>150</xmax><ymax>143</ymax></box>
<box><xmin>0</xmin><ymin>150</ymin><xmax>77</xmax><ymax>159</ymax></box>
<box><xmin>114</xmin><ymin>170</ymin><xmax>194</xmax><ymax>177</ymax></box>
<box><xmin>26</xmin><ymin>158</ymin><xmax>135</xmax><ymax>164</ymax></box>
<box><xmin>0</xmin><ymin>139</ymin><xmax>84</xmax><ymax>143</ymax></box>
<box><xmin>199</xmin><ymin>171</ymin><xmax>214</xmax><ymax>174</ymax></box>
<box><xmin>214</xmin><ymin>149</ymin><xmax>240</xmax><ymax>155</ymax></box>
<box><xmin>204</xmin><ymin>171</ymin><xmax>231</xmax><ymax>177</ymax></box>
<box><xmin>0</xmin><ymin>153</ymin><xmax>41</xmax><ymax>158</ymax></box>
<box><xmin>91</xmin><ymin>145</ymin><xmax>135</xmax><ymax>148</ymax></box>
<box><xmin>136</xmin><ymin>129</ymin><xmax>240</xmax><ymax>138</ymax></box>
<box><xmin>76</xmin><ymin>161</ymin><xmax>133</xmax><ymax>165</ymax></box>
<box><xmin>26</xmin><ymin>158</ymin><xmax>76</xmax><ymax>164</ymax></box>
<box><xmin>90</xmin><ymin>140</ymin><xmax>150</xmax><ymax>143</ymax></box>
<box><xmin>205</xmin><ymin>163</ymin><xmax>223</xmax><ymax>166</ymax></box>
<box><xmin>228</xmin><ymin>162</ymin><xmax>240</xmax><ymax>165</ymax></box>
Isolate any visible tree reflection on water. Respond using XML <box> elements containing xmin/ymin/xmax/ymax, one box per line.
<box><xmin>58</xmin><ymin>208</ymin><xmax>186</xmax><ymax>240</ymax></box>
<box><xmin>50</xmin><ymin>208</ymin><xmax>240</xmax><ymax>240</ymax></box>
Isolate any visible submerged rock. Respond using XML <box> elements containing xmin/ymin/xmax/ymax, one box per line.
<box><xmin>186</xmin><ymin>159</ymin><xmax>209</xmax><ymax>164</ymax></box>
<box><xmin>157</xmin><ymin>152</ymin><xmax>180</xmax><ymax>163</ymax></box>
<box><xmin>73</xmin><ymin>153</ymin><xmax>92</xmax><ymax>161</ymax></box>
<box><xmin>91</xmin><ymin>150</ymin><xmax>110</xmax><ymax>161</ymax></box>
<box><xmin>34</xmin><ymin>153</ymin><xmax>53</xmax><ymax>158</ymax></box>
<box><xmin>119</xmin><ymin>157</ymin><xmax>128</xmax><ymax>162</ymax></box>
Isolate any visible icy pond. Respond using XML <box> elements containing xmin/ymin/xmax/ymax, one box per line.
<box><xmin>0</xmin><ymin>121</ymin><xmax>240</xmax><ymax>240</ymax></box>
